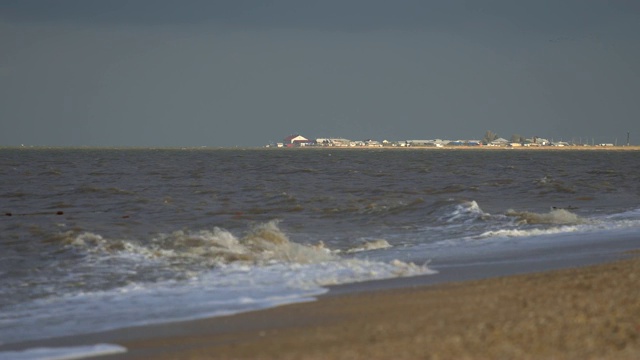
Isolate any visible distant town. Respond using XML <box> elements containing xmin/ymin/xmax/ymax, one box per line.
<box><xmin>268</xmin><ymin>131</ymin><xmax>632</xmax><ymax>148</ymax></box>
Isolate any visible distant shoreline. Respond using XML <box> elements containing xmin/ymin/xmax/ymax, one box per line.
<box><xmin>2</xmin><ymin>145</ymin><xmax>640</xmax><ymax>151</ymax></box>
<box><xmin>275</xmin><ymin>145</ymin><xmax>640</xmax><ymax>151</ymax></box>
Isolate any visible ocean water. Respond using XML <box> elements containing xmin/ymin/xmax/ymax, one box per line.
<box><xmin>1</xmin><ymin>148</ymin><xmax>639</xmax><ymax>348</ymax></box>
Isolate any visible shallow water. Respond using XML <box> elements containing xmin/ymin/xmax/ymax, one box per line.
<box><xmin>1</xmin><ymin>148</ymin><xmax>639</xmax><ymax>345</ymax></box>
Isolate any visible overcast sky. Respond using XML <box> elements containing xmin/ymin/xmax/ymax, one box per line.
<box><xmin>1</xmin><ymin>1</ymin><xmax>639</xmax><ymax>147</ymax></box>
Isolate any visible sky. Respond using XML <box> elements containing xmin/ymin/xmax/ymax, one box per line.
<box><xmin>1</xmin><ymin>0</ymin><xmax>639</xmax><ymax>147</ymax></box>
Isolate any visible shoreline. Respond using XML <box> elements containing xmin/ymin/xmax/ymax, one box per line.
<box><xmin>4</xmin><ymin>248</ymin><xmax>639</xmax><ymax>359</ymax></box>
<box><xmin>115</xmin><ymin>256</ymin><xmax>640</xmax><ymax>360</ymax></box>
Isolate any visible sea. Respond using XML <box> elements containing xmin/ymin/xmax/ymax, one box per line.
<box><xmin>1</xmin><ymin>148</ymin><xmax>639</xmax><ymax>357</ymax></box>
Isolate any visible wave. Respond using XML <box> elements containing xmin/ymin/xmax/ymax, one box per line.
<box><xmin>424</xmin><ymin>184</ymin><xmax>478</xmax><ymax>195</ymax></box>
<box><xmin>59</xmin><ymin>220</ymin><xmax>335</xmax><ymax>267</ymax></box>
<box><xmin>408</xmin><ymin>200</ymin><xmax>632</xmax><ymax>246</ymax></box>
<box><xmin>345</xmin><ymin>239</ymin><xmax>392</xmax><ymax>253</ymax></box>
<box><xmin>320</xmin><ymin>198</ymin><xmax>426</xmax><ymax>218</ymax></box>
<box><xmin>476</xmin><ymin>206</ymin><xmax>640</xmax><ymax>239</ymax></box>
<box><xmin>604</xmin><ymin>207</ymin><xmax>640</xmax><ymax>220</ymax></box>
<box><xmin>505</xmin><ymin>208</ymin><xmax>584</xmax><ymax>225</ymax></box>
<box><xmin>2</xmin><ymin>222</ymin><xmax>436</xmax><ymax>345</ymax></box>
<box><xmin>53</xmin><ymin>220</ymin><xmax>432</xmax><ymax>275</ymax></box>
<box><xmin>533</xmin><ymin>176</ymin><xmax>576</xmax><ymax>194</ymax></box>
<box><xmin>31</xmin><ymin>220</ymin><xmax>437</xmax><ymax>307</ymax></box>
<box><xmin>437</xmin><ymin>200</ymin><xmax>490</xmax><ymax>224</ymax></box>
<box><xmin>75</xmin><ymin>185</ymin><xmax>134</xmax><ymax>196</ymax></box>
<box><xmin>469</xmin><ymin>206</ymin><xmax>585</xmax><ymax>239</ymax></box>
<box><xmin>478</xmin><ymin>225</ymin><xmax>581</xmax><ymax>238</ymax></box>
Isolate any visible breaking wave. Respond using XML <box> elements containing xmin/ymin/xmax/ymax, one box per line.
<box><xmin>345</xmin><ymin>239</ymin><xmax>392</xmax><ymax>253</ymax></box>
<box><xmin>50</xmin><ymin>220</ymin><xmax>433</xmax><ymax>286</ymax></box>
<box><xmin>471</xmin><ymin>207</ymin><xmax>586</xmax><ymax>239</ymax></box>
<box><xmin>478</xmin><ymin>225</ymin><xmax>581</xmax><ymax>238</ymax></box>
<box><xmin>505</xmin><ymin>208</ymin><xmax>584</xmax><ymax>225</ymax></box>
<box><xmin>1</xmin><ymin>221</ymin><xmax>436</xmax><ymax>345</ymax></box>
<box><xmin>438</xmin><ymin>200</ymin><xmax>490</xmax><ymax>223</ymax></box>
<box><xmin>469</xmin><ymin>205</ymin><xmax>640</xmax><ymax>240</ymax></box>
<box><xmin>59</xmin><ymin>220</ymin><xmax>335</xmax><ymax>267</ymax></box>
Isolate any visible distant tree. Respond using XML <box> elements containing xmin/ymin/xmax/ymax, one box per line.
<box><xmin>510</xmin><ymin>134</ymin><xmax>525</xmax><ymax>143</ymax></box>
<box><xmin>482</xmin><ymin>130</ymin><xmax>498</xmax><ymax>144</ymax></box>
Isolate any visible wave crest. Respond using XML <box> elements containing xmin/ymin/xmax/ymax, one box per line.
<box><xmin>505</xmin><ymin>208</ymin><xmax>584</xmax><ymax>225</ymax></box>
<box><xmin>345</xmin><ymin>239</ymin><xmax>392</xmax><ymax>253</ymax></box>
<box><xmin>438</xmin><ymin>200</ymin><xmax>489</xmax><ymax>223</ymax></box>
<box><xmin>61</xmin><ymin>220</ymin><xmax>335</xmax><ymax>267</ymax></box>
<box><xmin>478</xmin><ymin>226</ymin><xmax>580</xmax><ymax>238</ymax></box>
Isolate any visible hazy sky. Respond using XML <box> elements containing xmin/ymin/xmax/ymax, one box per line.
<box><xmin>1</xmin><ymin>1</ymin><xmax>639</xmax><ymax>147</ymax></box>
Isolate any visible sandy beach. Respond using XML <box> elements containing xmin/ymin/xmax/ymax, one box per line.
<box><xmin>67</xmin><ymin>253</ymin><xmax>637</xmax><ymax>360</ymax></box>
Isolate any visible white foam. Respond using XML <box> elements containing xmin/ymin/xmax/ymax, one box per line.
<box><xmin>477</xmin><ymin>225</ymin><xmax>581</xmax><ymax>238</ymax></box>
<box><xmin>478</xmin><ymin>207</ymin><xmax>640</xmax><ymax>240</ymax></box>
<box><xmin>439</xmin><ymin>200</ymin><xmax>489</xmax><ymax>223</ymax></box>
<box><xmin>0</xmin><ymin>344</ymin><xmax>126</xmax><ymax>360</ymax></box>
<box><xmin>0</xmin><ymin>256</ymin><xmax>434</xmax><ymax>345</ymax></box>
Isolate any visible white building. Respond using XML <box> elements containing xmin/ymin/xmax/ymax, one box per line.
<box><xmin>490</xmin><ymin>138</ymin><xmax>510</xmax><ymax>146</ymax></box>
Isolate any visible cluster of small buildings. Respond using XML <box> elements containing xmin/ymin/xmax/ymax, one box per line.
<box><xmin>270</xmin><ymin>134</ymin><xmax>479</xmax><ymax>148</ymax></box>
<box><xmin>268</xmin><ymin>134</ymin><xmax>594</xmax><ymax>148</ymax></box>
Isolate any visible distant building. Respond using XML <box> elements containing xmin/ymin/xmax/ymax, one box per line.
<box><xmin>363</xmin><ymin>139</ymin><xmax>382</xmax><ymax>147</ymax></box>
<box><xmin>283</xmin><ymin>134</ymin><xmax>311</xmax><ymax>146</ymax></box>
<box><xmin>333</xmin><ymin>138</ymin><xmax>352</xmax><ymax>147</ymax></box>
<box><xmin>406</xmin><ymin>139</ymin><xmax>446</xmax><ymax>147</ymax></box>
<box><xmin>490</xmin><ymin>138</ymin><xmax>509</xmax><ymax>146</ymax></box>
<box><xmin>407</xmin><ymin>140</ymin><xmax>434</xmax><ymax>147</ymax></box>
<box><xmin>526</xmin><ymin>137</ymin><xmax>550</xmax><ymax>146</ymax></box>
<box><xmin>315</xmin><ymin>138</ymin><xmax>351</xmax><ymax>146</ymax></box>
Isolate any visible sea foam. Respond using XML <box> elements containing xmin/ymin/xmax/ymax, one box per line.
<box><xmin>0</xmin><ymin>344</ymin><xmax>126</xmax><ymax>360</ymax></box>
<box><xmin>1</xmin><ymin>221</ymin><xmax>435</xmax><ymax>345</ymax></box>
<box><xmin>478</xmin><ymin>225</ymin><xmax>581</xmax><ymax>239</ymax></box>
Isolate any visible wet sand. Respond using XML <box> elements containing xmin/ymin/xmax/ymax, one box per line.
<box><xmin>94</xmin><ymin>255</ymin><xmax>640</xmax><ymax>360</ymax></box>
